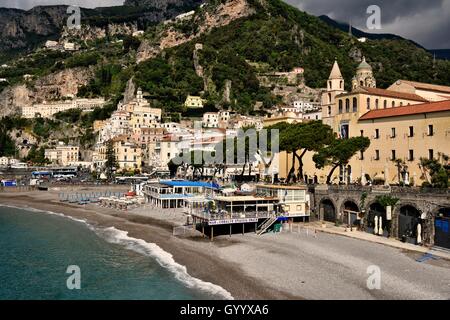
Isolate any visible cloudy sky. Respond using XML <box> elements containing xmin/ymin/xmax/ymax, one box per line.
<box><xmin>1</xmin><ymin>0</ymin><xmax>449</xmax><ymax>49</ymax></box>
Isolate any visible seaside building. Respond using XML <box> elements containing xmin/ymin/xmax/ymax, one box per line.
<box><xmin>111</xmin><ymin>135</ymin><xmax>142</xmax><ymax>171</ymax></box>
<box><xmin>44</xmin><ymin>144</ymin><xmax>80</xmax><ymax>166</ymax></box>
<box><xmin>279</xmin><ymin>57</ymin><xmax>450</xmax><ymax>186</ymax></box>
<box><xmin>186</xmin><ymin>184</ymin><xmax>310</xmax><ymax>240</ymax></box>
<box><xmin>143</xmin><ymin>180</ymin><xmax>220</xmax><ymax>209</ymax></box>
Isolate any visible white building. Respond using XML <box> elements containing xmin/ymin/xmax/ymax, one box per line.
<box><xmin>202</xmin><ymin>112</ymin><xmax>219</xmax><ymax>128</ymax></box>
<box><xmin>22</xmin><ymin>98</ymin><xmax>106</xmax><ymax>119</ymax></box>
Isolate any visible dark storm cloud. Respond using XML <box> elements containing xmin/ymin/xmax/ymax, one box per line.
<box><xmin>285</xmin><ymin>0</ymin><xmax>450</xmax><ymax>49</ymax></box>
<box><xmin>0</xmin><ymin>0</ymin><xmax>124</xmax><ymax>10</ymax></box>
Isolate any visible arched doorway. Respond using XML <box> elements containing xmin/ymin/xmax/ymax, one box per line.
<box><xmin>321</xmin><ymin>199</ymin><xmax>336</xmax><ymax>223</ymax></box>
<box><xmin>435</xmin><ymin>207</ymin><xmax>450</xmax><ymax>249</ymax></box>
<box><xmin>398</xmin><ymin>205</ymin><xmax>421</xmax><ymax>244</ymax></box>
<box><xmin>367</xmin><ymin>202</ymin><xmax>388</xmax><ymax>237</ymax></box>
<box><xmin>342</xmin><ymin>200</ymin><xmax>359</xmax><ymax>227</ymax></box>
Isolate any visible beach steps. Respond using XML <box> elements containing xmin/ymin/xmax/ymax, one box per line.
<box><xmin>256</xmin><ymin>216</ymin><xmax>278</xmax><ymax>235</ymax></box>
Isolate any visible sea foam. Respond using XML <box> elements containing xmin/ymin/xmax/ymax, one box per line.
<box><xmin>0</xmin><ymin>203</ymin><xmax>234</xmax><ymax>300</ymax></box>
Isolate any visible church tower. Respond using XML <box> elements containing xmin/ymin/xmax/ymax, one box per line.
<box><xmin>352</xmin><ymin>56</ymin><xmax>376</xmax><ymax>90</ymax></box>
<box><xmin>321</xmin><ymin>59</ymin><xmax>346</xmax><ymax>127</ymax></box>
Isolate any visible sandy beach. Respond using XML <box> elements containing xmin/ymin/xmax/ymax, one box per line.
<box><xmin>1</xmin><ymin>186</ymin><xmax>449</xmax><ymax>300</ymax></box>
<box><xmin>0</xmin><ymin>187</ymin><xmax>296</xmax><ymax>300</ymax></box>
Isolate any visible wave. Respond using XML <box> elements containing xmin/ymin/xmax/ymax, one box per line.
<box><xmin>0</xmin><ymin>203</ymin><xmax>234</xmax><ymax>300</ymax></box>
<box><xmin>99</xmin><ymin>227</ymin><xmax>234</xmax><ymax>300</ymax></box>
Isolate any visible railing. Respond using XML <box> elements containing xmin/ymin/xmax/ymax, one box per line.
<box><xmin>190</xmin><ymin>210</ymin><xmax>272</xmax><ymax>221</ymax></box>
<box><xmin>0</xmin><ymin>186</ymin><xmax>35</xmax><ymax>192</ymax></box>
<box><xmin>323</xmin><ymin>185</ymin><xmax>449</xmax><ymax>195</ymax></box>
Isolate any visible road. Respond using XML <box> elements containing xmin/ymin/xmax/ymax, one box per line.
<box><xmin>215</xmin><ymin>228</ymin><xmax>450</xmax><ymax>299</ymax></box>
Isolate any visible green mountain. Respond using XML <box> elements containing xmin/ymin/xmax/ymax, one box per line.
<box><xmin>1</xmin><ymin>0</ymin><xmax>450</xmax><ymax>117</ymax></box>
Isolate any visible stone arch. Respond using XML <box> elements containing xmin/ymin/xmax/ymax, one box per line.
<box><xmin>340</xmin><ymin>198</ymin><xmax>360</xmax><ymax>214</ymax></box>
<box><xmin>339</xmin><ymin>198</ymin><xmax>361</xmax><ymax>226</ymax></box>
<box><xmin>319</xmin><ymin>197</ymin><xmax>337</xmax><ymax>223</ymax></box>
<box><xmin>432</xmin><ymin>206</ymin><xmax>450</xmax><ymax>249</ymax></box>
<box><xmin>396</xmin><ymin>203</ymin><xmax>422</xmax><ymax>243</ymax></box>
<box><xmin>365</xmin><ymin>200</ymin><xmax>388</xmax><ymax>236</ymax></box>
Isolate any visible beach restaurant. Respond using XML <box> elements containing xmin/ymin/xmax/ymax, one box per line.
<box><xmin>255</xmin><ymin>184</ymin><xmax>310</xmax><ymax>220</ymax></box>
<box><xmin>187</xmin><ymin>184</ymin><xmax>310</xmax><ymax>239</ymax></box>
<box><xmin>143</xmin><ymin>180</ymin><xmax>220</xmax><ymax>209</ymax></box>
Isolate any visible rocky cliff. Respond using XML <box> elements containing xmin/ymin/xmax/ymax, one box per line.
<box><xmin>0</xmin><ymin>1</ymin><xmax>206</xmax><ymax>57</ymax></box>
<box><xmin>136</xmin><ymin>0</ymin><xmax>256</xmax><ymax>63</ymax></box>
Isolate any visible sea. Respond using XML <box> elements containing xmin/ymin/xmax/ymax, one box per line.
<box><xmin>0</xmin><ymin>205</ymin><xmax>232</xmax><ymax>300</ymax></box>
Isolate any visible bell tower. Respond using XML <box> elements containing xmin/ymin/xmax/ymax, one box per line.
<box><xmin>321</xmin><ymin>59</ymin><xmax>345</xmax><ymax>127</ymax></box>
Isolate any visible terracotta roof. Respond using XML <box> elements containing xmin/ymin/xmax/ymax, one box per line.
<box><xmin>396</xmin><ymin>80</ymin><xmax>450</xmax><ymax>94</ymax></box>
<box><xmin>359</xmin><ymin>87</ymin><xmax>429</xmax><ymax>102</ymax></box>
<box><xmin>359</xmin><ymin>99</ymin><xmax>450</xmax><ymax>120</ymax></box>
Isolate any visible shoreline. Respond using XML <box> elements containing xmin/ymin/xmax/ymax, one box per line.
<box><xmin>0</xmin><ymin>189</ymin><xmax>299</xmax><ymax>300</ymax></box>
<box><xmin>2</xmin><ymin>187</ymin><xmax>449</xmax><ymax>300</ymax></box>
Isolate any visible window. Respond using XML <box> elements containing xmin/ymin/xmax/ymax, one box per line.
<box><xmin>340</xmin><ymin>123</ymin><xmax>349</xmax><ymax>139</ymax></box>
<box><xmin>353</xmin><ymin>97</ymin><xmax>358</xmax><ymax>112</ymax></box>
<box><xmin>345</xmin><ymin>99</ymin><xmax>350</xmax><ymax>112</ymax></box>
<box><xmin>409</xmin><ymin>126</ymin><xmax>414</xmax><ymax>137</ymax></box>
<box><xmin>329</xmin><ymin>81</ymin><xmax>332</xmax><ymax>89</ymax></box>
<box><xmin>340</xmin><ymin>80</ymin><xmax>343</xmax><ymax>89</ymax></box>
<box><xmin>328</xmin><ymin>93</ymin><xmax>332</xmax><ymax>104</ymax></box>
<box><xmin>367</xmin><ymin>98</ymin><xmax>371</xmax><ymax>110</ymax></box>
<box><xmin>384</xmin><ymin>100</ymin><xmax>387</xmax><ymax>109</ymax></box>
<box><xmin>374</xmin><ymin>129</ymin><xmax>379</xmax><ymax>139</ymax></box>
<box><xmin>428</xmin><ymin>125</ymin><xmax>434</xmax><ymax>136</ymax></box>
<box><xmin>360</xmin><ymin>150</ymin><xmax>364</xmax><ymax>160</ymax></box>
<box><xmin>391</xmin><ymin>128</ymin><xmax>396</xmax><ymax>138</ymax></box>
<box><xmin>375</xmin><ymin>150</ymin><xmax>380</xmax><ymax>160</ymax></box>
<box><xmin>338</xmin><ymin>100</ymin><xmax>343</xmax><ymax>113</ymax></box>
<box><xmin>409</xmin><ymin>150</ymin><xmax>414</xmax><ymax>161</ymax></box>
<box><xmin>429</xmin><ymin>149</ymin><xmax>434</xmax><ymax>160</ymax></box>
<box><xmin>327</xmin><ymin>106</ymin><xmax>331</xmax><ymax>116</ymax></box>
<box><xmin>360</xmin><ymin>130</ymin><xmax>364</xmax><ymax>137</ymax></box>
<box><xmin>400</xmin><ymin>102</ymin><xmax>403</xmax><ymax>107</ymax></box>
<box><xmin>392</xmin><ymin>101</ymin><xmax>395</xmax><ymax>108</ymax></box>
<box><xmin>391</xmin><ymin>150</ymin><xmax>396</xmax><ymax>161</ymax></box>
<box><xmin>375</xmin><ymin>99</ymin><xmax>379</xmax><ymax>109</ymax></box>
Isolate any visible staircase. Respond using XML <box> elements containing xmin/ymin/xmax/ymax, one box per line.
<box><xmin>256</xmin><ymin>216</ymin><xmax>279</xmax><ymax>235</ymax></box>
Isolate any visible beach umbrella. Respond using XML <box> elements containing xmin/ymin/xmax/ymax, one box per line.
<box><xmin>374</xmin><ymin>216</ymin><xmax>378</xmax><ymax>235</ymax></box>
<box><xmin>417</xmin><ymin>223</ymin><xmax>422</xmax><ymax>244</ymax></box>
<box><xmin>378</xmin><ymin>216</ymin><xmax>383</xmax><ymax>236</ymax></box>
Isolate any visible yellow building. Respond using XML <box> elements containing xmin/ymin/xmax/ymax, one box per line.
<box><xmin>184</xmin><ymin>95</ymin><xmax>204</xmax><ymax>109</ymax></box>
<box><xmin>111</xmin><ymin>136</ymin><xmax>142</xmax><ymax>170</ymax></box>
<box><xmin>357</xmin><ymin>100</ymin><xmax>450</xmax><ymax>185</ymax></box>
<box><xmin>45</xmin><ymin>144</ymin><xmax>79</xmax><ymax>166</ymax></box>
<box><xmin>263</xmin><ymin>112</ymin><xmax>303</xmax><ymax>127</ymax></box>
<box><xmin>279</xmin><ymin>58</ymin><xmax>450</xmax><ymax>186</ymax></box>
<box><xmin>387</xmin><ymin>80</ymin><xmax>450</xmax><ymax>102</ymax></box>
